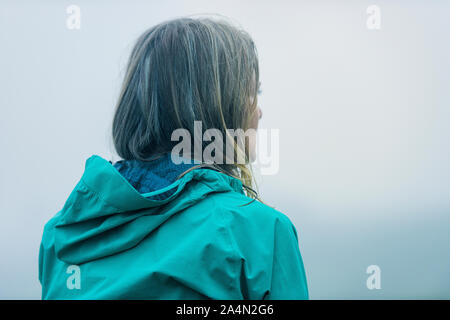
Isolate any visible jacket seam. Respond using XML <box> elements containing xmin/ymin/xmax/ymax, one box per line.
<box><xmin>216</xmin><ymin>200</ymin><xmax>245</xmax><ymax>298</ymax></box>
<box><xmin>79</xmin><ymin>177</ymin><xmax>124</xmax><ymax>212</ymax></box>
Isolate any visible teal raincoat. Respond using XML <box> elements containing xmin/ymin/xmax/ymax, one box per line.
<box><xmin>38</xmin><ymin>155</ymin><xmax>308</xmax><ymax>299</ymax></box>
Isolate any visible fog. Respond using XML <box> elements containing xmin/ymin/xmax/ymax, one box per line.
<box><xmin>1</xmin><ymin>0</ymin><xmax>449</xmax><ymax>299</ymax></box>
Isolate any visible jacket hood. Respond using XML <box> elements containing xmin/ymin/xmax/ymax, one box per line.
<box><xmin>53</xmin><ymin>155</ymin><xmax>243</xmax><ymax>265</ymax></box>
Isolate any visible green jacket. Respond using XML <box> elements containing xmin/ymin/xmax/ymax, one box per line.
<box><xmin>39</xmin><ymin>155</ymin><xmax>308</xmax><ymax>299</ymax></box>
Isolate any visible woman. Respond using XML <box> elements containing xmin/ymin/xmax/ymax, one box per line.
<box><xmin>38</xmin><ymin>16</ymin><xmax>308</xmax><ymax>300</ymax></box>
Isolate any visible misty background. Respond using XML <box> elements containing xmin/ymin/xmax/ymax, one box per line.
<box><xmin>1</xmin><ymin>0</ymin><xmax>449</xmax><ymax>299</ymax></box>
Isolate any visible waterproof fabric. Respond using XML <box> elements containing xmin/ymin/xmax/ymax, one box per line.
<box><xmin>38</xmin><ymin>155</ymin><xmax>309</xmax><ymax>299</ymax></box>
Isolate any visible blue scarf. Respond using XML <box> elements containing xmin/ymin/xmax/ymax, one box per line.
<box><xmin>113</xmin><ymin>153</ymin><xmax>196</xmax><ymax>200</ymax></box>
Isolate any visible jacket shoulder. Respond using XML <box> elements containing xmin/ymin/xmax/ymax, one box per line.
<box><xmin>204</xmin><ymin>190</ymin><xmax>295</xmax><ymax>230</ymax></box>
<box><xmin>200</xmin><ymin>190</ymin><xmax>304</xmax><ymax>299</ymax></box>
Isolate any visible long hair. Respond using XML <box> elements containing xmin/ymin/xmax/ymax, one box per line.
<box><xmin>112</xmin><ymin>16</ymin><xmax>260</xmax><ymax>197</ymax></box>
